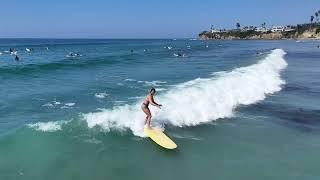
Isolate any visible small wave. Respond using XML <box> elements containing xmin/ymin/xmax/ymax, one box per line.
<box><xmin>128</xmin><ymin>96</ymin><xmax>144</xmax><ymax>100</ymax></box>
<box><xmin>83</xmin><ymin>49</ymin><xmax>288</xmax><ymax>137</ymax></box>
<box><xmin>156</xmin><ymin>88</ymin><xmax>167</xmax><ymax>92</ymax></box>
<box><xmin>42</xmin><ymin>103</ymin><xmax>54</xmax><ymax>107</ymax></box>
<box><xmin>138</xmin><ymin>80</ymin><xmax>167</xmax><ymax>87</ymax></box>
<box><xmin>124</xmin><ymin>78</ymin><xmax>136</xmax><ymax>82</ymax></box>
<box><xmin>65</xmin><ymin>102</ymin><xmax>75</xmax><ymax>106</ymax></box>
<box><xmin>42</xmin><ymin>100</ymin><xmax>62</xmax><ymax>108</ymax></box>
<box><xmin>0</xmin><ymin>56</ymin><xmax>121</xmax><ymax>76</ymax></box>
<box><xmin>171</xmin><ymin>133</ymin><xmax>203</xmax><ymax>141</ymax></box>
<box><xmin>61</xmin><ymin>103</ymin><xmax>75</xmax><ymax>109</ymax></box>
<box><xmin>95</xmin><ymin>92</ymin><xmax>109</xmax><ymax>99</ymax></box>
<box><xmin>27</xmin><ymin>121</ymin><xmax>69</xmax><ymax>132</ymax></box>
<box><xmin>53</xmin><ymin>101</ymin><xmax>61</xmax><ymax>105</ymax></box>
<box><xmin>114</xmin><ymin>101</ymin><xmax>127</xmax><ymax>105</ymax></box>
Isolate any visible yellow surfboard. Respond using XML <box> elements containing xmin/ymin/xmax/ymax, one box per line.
<box><xmin>144</xmin><ymin>127</ymin><xmax>177</xmax><ymax>149</ymax></box>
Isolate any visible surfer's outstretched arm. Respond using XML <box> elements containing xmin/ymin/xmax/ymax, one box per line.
<box><xmin>148</xmin><ymin>95</ymin><xmax>162</xmax><ymax>108</ymax></box>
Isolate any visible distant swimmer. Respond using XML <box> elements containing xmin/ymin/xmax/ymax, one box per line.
<box><xmin>317</xmin><ymin>45</ymin><xmax>320</xmax><ymax>48</ymax></box>
<box><xmin>26</xmin><ymin>48</ymin><xmax>33</xmax><ymax>52</ymax></box>
<box><xmin>15</xmin><ymin>55</ymin><xmax>19</xmax><ymax>61</ymax></box>
<box><xmin>174</xmin><ymin>53</ymin><xmax>186</xmax><ymax>57</ymax></box>
<box><xmin>10</xmin><ymin>50</ymin><xmax>17</xmax><ymax>55</ymax></box>
<box><xmin>66</xmin><ymin>52</ymin><xmax>82</xmax><ymax>58</ymax></box>
<box><xmin>10</xmin><ymin>48</ymin><xmax>13</xmax><ymax>53</ymax></box>
<box><xmin>141</xmin><ymin>88</ymin><xmax>162</xmax><ymax>129</ymax></box>
<box><xmin>130</xmin><ymin>49</ymin><xmax>134</xmax><ymax>53</ymax></box>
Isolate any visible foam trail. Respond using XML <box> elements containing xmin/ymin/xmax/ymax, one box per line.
<box><xmin>27</xmin><ymin>121</ymin><xmax>69</xmax><ymax>132</ymax></box>
<box><xmin>83</xmin><ymin>49</ymin><xmax>287</xmax><ymax>137</ymax></box>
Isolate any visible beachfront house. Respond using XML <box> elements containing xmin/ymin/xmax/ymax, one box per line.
<box><xmin>220</xmin><ymin>29</ymin><xmax>228</xmax><ymax>32</ymax></box>
<box><xmin>211</xmin><ymin>29</ymin><xmax>221</xmax><ymax>33</ymax></box>
<box><xmin>284</xmin><ymin>25</ymin><xmax>295</xmax><ymax>32</ymax></box>
<box><xmin>242</xmin><ymin>26</ymin><xmax>256</xmax><ymax>32</ymax></box>
<box><xmin>271</xmin><ymin>26</ymin><xmax>285</xmax><ymax>32</ymax></box>
<box><xmin>271</xmin><ymin>25</ymin><xmax>295</xmax><ymax>32</ymax></box>
<box><xmin>255</xmin><ymin>27</ymin><xmax>269</xmax><ymax>32</ymax></box>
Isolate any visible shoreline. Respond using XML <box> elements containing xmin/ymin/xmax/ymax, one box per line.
<box><xmin>198</xmin><ymin>37</ymin><xmax>320</xmax><ymax>41</ymax></box>
<box><xmin>199</xmin><ymin>23</ymin><xmax>320</xmax><ymax>40</ymax></box>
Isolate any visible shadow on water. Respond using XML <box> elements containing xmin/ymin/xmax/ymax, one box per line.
<box><xmin>283</xmin><ymin>83</ymin><xmax>320</xmax><ymax>95</ymax></box>
<box><xmin>245</xmin><ymin>102</ymin><xmax>320</xmax><ymax>132</ymax></box>
<box><xmin>143</xmin><ymin>138</ymin><xmax>180</xmax><ymax>155</ymax></box>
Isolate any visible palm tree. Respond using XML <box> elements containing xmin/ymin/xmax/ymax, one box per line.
<box><xmin>315</xmin><ymin>12</ymin><xmax>319</xmax><ymax>22</ymax></box>
<box><xmin>261</xmin><ymin>22</ymin><xmax>266</xmax><ymax>29</ymax></box>
<box><xmin>236</xmin><ymin>22</ymin><xmax>240</xmax><ymax>30</ymax></box>
<box><xmin>310</xmin><ymin>15</ymin><xmax>314</xmax><ymax>23</ymax></box>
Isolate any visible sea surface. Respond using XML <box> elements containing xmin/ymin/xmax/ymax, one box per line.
<box><xmin>0</xmin><ymin>39</ymin><xmax>319</xmax><ymax>180</ymax></box>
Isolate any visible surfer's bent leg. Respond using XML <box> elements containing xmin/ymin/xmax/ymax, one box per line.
<box><xmin>142</xmin><ymin>106</ymin><xmax>152</xmax><ymax>129</ymax></box>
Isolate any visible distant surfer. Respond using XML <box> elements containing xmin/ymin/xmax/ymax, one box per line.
<box><xmin>15</xmin><ymin>55</ymin><xmax>19</xmax><ymax>61</ymax></box>
<box><xmin>141</xmin><ymin>88</ymin><xmax>162</xmax><ymax>129</ymax></box>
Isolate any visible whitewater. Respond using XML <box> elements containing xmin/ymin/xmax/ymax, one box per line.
<box><xmin>83</xmin><ymin>49</ymin><xmax>288</xmax><ymax>137</ymax></box>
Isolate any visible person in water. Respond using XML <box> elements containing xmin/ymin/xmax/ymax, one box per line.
<box><xmin>141</xmin><ymin>88</ymin><xmax>162</xmax><ymax>129</ymax></box>
<box><xmin>15</xmin><ymin>55</ymin><xmax>19</xmax><ymax>61</ymax></box>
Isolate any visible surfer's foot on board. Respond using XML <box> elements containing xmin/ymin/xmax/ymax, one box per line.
<box><xmin>145</xmin><ymin>124</ymin><xmax>152</xmax><ymax>130</ymax></box>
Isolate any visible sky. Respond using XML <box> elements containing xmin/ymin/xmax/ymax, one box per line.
<box><xmin>0</xmin><ymin>0</ymin><xmax>319</xmax><ymax>38</ymax></box>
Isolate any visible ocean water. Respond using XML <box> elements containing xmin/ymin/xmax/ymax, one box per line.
<box><xmin>0</xmin><ymin>39</ymin><xmax>319</xmax><ymax>180</ymax></box>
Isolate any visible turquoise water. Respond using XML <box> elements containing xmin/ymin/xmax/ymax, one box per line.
<box><xmin>0</xmin><ymin>39</ymin><xmax>319</xmax><ymax>180</ymax></box>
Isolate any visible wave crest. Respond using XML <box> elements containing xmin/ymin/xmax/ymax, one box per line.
<box><xmin>83</xmin><ymin>49</ymin><xmax>288</xmax><ymax>136</ymax></box>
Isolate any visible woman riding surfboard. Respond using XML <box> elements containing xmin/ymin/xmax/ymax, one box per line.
<box><xmin>141</xmin><ymin>88</ymin><xmax>162</xmax><ymax>129</ymax></box>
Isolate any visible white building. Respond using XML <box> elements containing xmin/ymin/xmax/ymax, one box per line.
<box><xmin>255</xmin><ymin>27</ymin><xmax>269</xmax><ymax>32</ymax></box>
<box><xmin>211</xmin><ymin>29</ymin><xmax>220</xmax><ymax>33</ymax></box>
<box><xmin>271</xmin><ymin>26</ymin><xmax>285</xmax><ymax>32</ymax></box>
<box><xmin>284</xmin><ymin>25</ymin><xmax>295</xmax><ymax>32</ymax></box>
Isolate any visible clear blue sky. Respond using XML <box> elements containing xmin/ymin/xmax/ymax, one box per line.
<box><xmin>1</xmin><ymin>0</ymin><xmax>319</xmax><ymax>38</ymax></box>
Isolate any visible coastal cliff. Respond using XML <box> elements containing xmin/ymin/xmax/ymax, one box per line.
<box><xmin>199</xmin><ymin>24</ymin><xmax>320</xmax><ymax>40</ymax></box>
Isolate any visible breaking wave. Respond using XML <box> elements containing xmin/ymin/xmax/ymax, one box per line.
<box><xmin>83</xmin><ymin>49</ymin><xmax>288</xmax><ymax>136</ymax></box>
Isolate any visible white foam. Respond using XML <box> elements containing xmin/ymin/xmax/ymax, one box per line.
<box><xmin>83</xmin><ymin>49</ymin><xmax>288</xmax><ymax>137</ymax></box>
<box><xmin>61</xmin><ymin>103</ymin><xmax>75</xmax><ymax>109</ymax></box>
<box><xmin>156</xmin><ymin>88</ymin><xmax>167</xmax><ymax>92</ymax></box>
<box><xmin>128</xmin><ymin>96</ymin><xmax>144</xmax><ymax>100</ymax></box>
<box><xmin>42</xmin><ymin>103</ymin><xmax>54</xmax><ymax>107</ymax></box>
<box><xmin>124</xmin><ymin>78</ymin><xmax>136</xmax><ymax>82</ymax></box>
<box><xmin>53</xmin><ymin>101</ymin><xmax>61</xmax><ymax>105</ymax></box>
<box><xmin>27</xmin><ymin>121</ymin><xmax>68</xmax><ymax>132</ymax></box>
<box><xmin>95</xmin><ymin>92</ymin><xmax>109</xmax><ymax>99</ymax></box>
<box><xmin>138</xmin><ymin>80</ymin><xmax>167</xmax><ymax>87</ymax></box>
<box><xmin>65</xmin><ymin>102</ymin><xmax>75</xmax><ymax>107</ymax></box>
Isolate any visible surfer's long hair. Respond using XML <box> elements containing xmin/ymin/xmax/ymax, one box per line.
<box><xmin>149</xmin><ymin>87</ymin><xmax>156</xmax><ymax>94</ymax></box>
